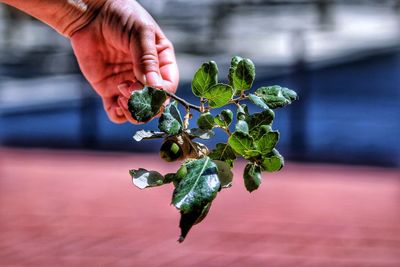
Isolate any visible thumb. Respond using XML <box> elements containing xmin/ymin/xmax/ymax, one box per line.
<box><xmin>131</xmin><ymin>26</ymin><xmax>163</xmax><ymax>88</ymax></box>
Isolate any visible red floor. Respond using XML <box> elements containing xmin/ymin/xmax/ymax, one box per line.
<box><xmin>0</xmin><ymin>148</ymin><xmax>399</xmax><ymax>267</ymax></box>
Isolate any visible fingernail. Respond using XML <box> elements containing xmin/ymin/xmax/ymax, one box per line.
<box><xmin>117</xmin><ymin>82</ymin><xmax>132</xmax><ymax>98</ymax></box>
<box><xmin>146</xmin><ymin>72</ymin><xmax>163</xmax><ymax>88</ymax></box>
<box><xmin>118</xmin><ymin>96</ymin><xmax>129</xmax><ymax>110</ymax></box>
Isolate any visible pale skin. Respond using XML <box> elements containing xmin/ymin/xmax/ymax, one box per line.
<box><xmin>1</xmin><ymin>0</ymin><xmax>179</xmax><ymax>123</ymax></box>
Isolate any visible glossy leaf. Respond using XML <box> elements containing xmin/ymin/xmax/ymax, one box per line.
<box><xmin>228</xmin><ymin>56</ymin><xmax>243</xmax><ymax>88</ymax></box>
<box><xmin>178</xmin><ymin>202</ymin><xmax>211</xmax><ymax>243</ymax></box>
<box><xmin>214</xmin><ymin>109</ymin><xmax>233</xmax><ymax>128</ymax></box>
<box><xmin>209</xmin><ymin>143</ymin><xmax>236</xmax><ymax>167</ymax></box>
<box><xmin>158</xmin><ymin>101</ymin><xmax>183</xmax><ymax>135</ymax></box>
<box><xmin>236</xmin><ymin>104</ymin><xmax>249</xmax><ymax>120</ymax></box>
<box><xmin>129</xmin><ymin>168</ymin><xmax>164</xmax><ymax>189</ymax></box>
<box><xmin>235</xmin><ymin>120</ymin><xmax>249</xmax><ymax>134</ymax></box>
<box><xmin>243</xmin><ymin>163</ymin><xmax>262</xmax><ymax>192</ymax></box>
<box><xmin>282</xmin><ymin>87</ymin><xmax>298</xmax><ymax>101</ymax></box>
<box><xmin>197</xmin><ymin>112</ymin><xmax>214</xmax><ymax>130</ymax></box>
<box><xmin>247</xmin><ymin>109</ymin><xmax>275</xmax><ymax>139</ymax></box>
<box><xmin>255</xmin><ymin>131</ymin><xmax>279</xmax><ymax>154</ymax></box>
<box><xmin>128</xmin><ymin>86</ymin><xmax>166</xmax><ymax>122</ymax></box>
<box><xmin>172</xmin><ymin>157</ymin><xmax>220</xmax><ymax>214</ymax></box>
<box><xmin>248</xmin><ymin>93</ymin><xmax>270</xmax><ymax>110</ymax></box>
<box><xmin>261</xmin><ymin>149</ymin><xmax>284</xmax><ymax>172</ymax></box>
<box><xmin>228</xmin><ymin>131</ymin><xmax>258</xmax><ymax>158</ymax></box>
<box><xmin>204</xmin><ymin>83</ymin><xmax>234</xmax><ymax>108</ymax></box>
<box><xmin>191</xmin><ymin>61</ymin><xmax>218</xmax><ymax>97</ymax></box>
<box><xmin>260</xmin><ymin>125</ymin><xmax>272</xmax><ymax>135</ymax></box>
<box><xmin>187</xmin><ymin>128</ymin><xmax>215</xmax><ymax>140</ymax></box>
<box><xmin>133</xmin><ymin>130</ymin><xmax>165</xmax><ymax>142</ymax></box>
<box><xmin>213</xmin><ymin>160</ymin><xmax>233</xmax><ymax>188</ymax></box>
<box><xmin>232</xmin><ymin>58</ymin><xmax>255</xmax><ymax>94</ymax></box>
<box><xmin>255</xmin><ymin>85</ymin><xmax>297</xmax><ymax>109</ymax></box>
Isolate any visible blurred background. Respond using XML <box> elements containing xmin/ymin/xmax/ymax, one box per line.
<box><xmin>0</xmin><ymin>1</ymin><xmax>399</xmax><ymax>266</ymax></box>
<box><xmin>0</xmin><ymin>0</ymin><xmax>399</xmax><ymax>166</ymax></box>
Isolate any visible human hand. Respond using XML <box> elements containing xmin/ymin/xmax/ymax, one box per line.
<box><xmin>70</xmin><ymin>0</ymin><xmax>178</xmax><ymax>123</ymax></box>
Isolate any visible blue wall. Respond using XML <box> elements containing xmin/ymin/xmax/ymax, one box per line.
<box><xmin>1</xmin><ymin>51</ymin><xmax>399</xmax><ymax>167</ymax></box>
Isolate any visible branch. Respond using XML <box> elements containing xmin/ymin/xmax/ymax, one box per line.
<box><xmin>230</xmin><ymin>94</ymin><xmax>248</xmax><ymax>104</ymax></box>
<box><xmin>164</xmin><ymin>90</ymin><xmax>202</xmax><ymax>112</ymax></box>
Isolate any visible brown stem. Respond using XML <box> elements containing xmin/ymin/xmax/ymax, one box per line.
<box><xmin>200</xmin><ymin>97</ymin><xmax>206</xmax><ymax>113</ymax></box>
<box><xmin>163</xmin><ymin>90</ymin><xmax>202</xmax><ymax>112</ymax></box>
<box><xmin>223</xmin><ymin>127</ymin><xmax>231</xmax><ymax>136</ymax></box>
<box><xmin>183</xmin><ymin>108</ymin><xmax>191</xmax><ymax>130</ymax></box>
<box><xmin>230</xmin><ymin>94</ymin><xmax>248</xmax><ymax>104</ymax></box>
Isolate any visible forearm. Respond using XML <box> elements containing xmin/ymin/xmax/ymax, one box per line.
<box><xmin>0</xmin><ymin>0</ymin><xmax>107</xmax><ymax>37</ymax></box>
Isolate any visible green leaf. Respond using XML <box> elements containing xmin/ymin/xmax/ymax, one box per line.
<box><xmin>133</xmin><ymin>130</ymin><xmax>165</xmax><ymax>142</ymax></box>
<box><xmin>235</xmin><ymin>120</ymin><xmax>249</xmax><ymax>134</ymax></box>
<box><xmin>170</xmin><ymin>164</ymin><xmax>188</xmax><ymax>187</ymax></box>
<box><xmin>214</xmin><ymin>109</ymin><xmax>233</xmax><ymax>128</ymax></box>
<box><xmin>178</xmin><ymin>202</ymin><xmax>211</xmax><ymax>243</ymax></box>
<box><xmin>204</xmin><ymin>83</ymin><xmax>234</xmax><ymax>108</ymax></box>
<box><xmin>164</xmin><ymin>173</ymin><xmax>176</xmax><ymax>184</ymax></box>
<box><xmin>128</xmin><ymin>86</ymin><xmax>166</xmax><ymax>123</ymax></box>
<box><xmin>228</xmin><ymin>56</ymin><xmax>243</xmax><ymax>88</ymax></box>
<box><xmin>172</xmin><ymin>157</ymin><xmax>220</xmax><ymax>213</ymax></box>
<box><xmin>176</xmin><ymin>164</ymin><xmax>188</xmax><ymax>180</ymax></box>
<box><xmin>197</xmin><ymin>112</ymin><xmax>215</xmax><ymax>130</ymax></box>
<box><xmin>174</xmin><ymin>157</ymin><xmax>220</xmax><ymax>242</ymax></box>
<box><xmin>261</xmin><ymin>149</ymin><xmax>284</xmax><ymax>172</ymax></box>
<box><xmin>209</xmin><ymin>143</ymin><xmax>236</xmax><ymax>167</ymax></box>
<box><xmin>243</xmin><ymin>163</ymin><xmax>262</xmax><ymax>192</ymax></box>
<box><xmin>282</xmin><ymin>87</ymin><xmax>298</xmax><ymax>101</ymax></box>
<box><xmin>260</xmin><ymin>125</ymin><xmax>272</xmax><ymax>135</ymax></box>
<box><xmin>191</xmin><ymin>61</ymin><xmax>218</xmax><ymax>97</ymax></box>
<box><xmin>247</xmin><ymin>109</ymin><xmax>275</xmax><ymax>139</ymax></box>
<box><xmin>187</xmin><ymin>128</ymin><xmax>215</xmax><ymax>140</ymax></box>
<box><xmin>164</xmin><ymin>164</ymin><xmax>188</xmax><ymax>187</ymax></box>
<box><xmin>255</xmin><ymin>85</ymin><xmax>297</xmax><ymax>109</ymax></box>
<box><xmin>129</xmin><ymin>168</ymin><xmax>164</xmax><ymax>189</ymax></box>
<box><xmin>228</xmin><ymin>131</ymin><xmax>258</xmax><ymax>158</ymax></box>
<box><xmin>248</xmin><ymin>93</ymin><xmax>270</xmax><ymax>110</ymax></box>
<box><xmin>255</xmin><ymin>131</ymin><xmax>279</xmax><ymax>154</ymax></box>
<box><xmin>236</xmin><ymin>104</ymin><xmax>249</xmax><ymax>120</ymax></box>
<box><xmin>213</xmin><ymin>160</ymin><xmax>233</xmax><ymax>188</ymax></box>
<box><xmin>158</xmin><ymin>101</ymin><xmax>183</xmax><ymax>135</ymax></box>
<box><xmin>232</xmin><ymin>58</ymin><xmax>255</xmax><ymax>94</ymax></box>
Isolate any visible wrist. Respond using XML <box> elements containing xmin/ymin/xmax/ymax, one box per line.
<box><xmin>1</xmin><ymin>0</ymin><xmax>108</xmax><ymax>37</ymax></box>
<box><xmin>61</xmin><ymin>0</ymin><xmax>108</xmax><ymax>37</ymax></box>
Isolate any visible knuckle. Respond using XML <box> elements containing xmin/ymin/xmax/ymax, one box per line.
<box><xmin>140</xmin><ymin>53</ymin><xmax>159</xmax><ymax>70</ymax></box>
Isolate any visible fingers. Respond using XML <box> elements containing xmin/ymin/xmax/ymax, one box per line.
<box><xmin>131</xmin><ymin>25</ymin><xmax>163</xmax><ymax>88</ymax></box>
<box><xmin>157</xmin><ymin>37</ymin><xmax>179</xmax><ymax>94</ymax></box>
<box><xmin>102</xmin><ymin>96</ymin><xmax>127</xmax><ymax>124</ymax></box>
<box><xmin>117</xmin><ymin>80</ymin><xmax>143</xmax><ymax>98</ymax></box>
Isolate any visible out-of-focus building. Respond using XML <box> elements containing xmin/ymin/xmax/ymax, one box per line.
<box><xmin>0</xmin><ymin>1</ymin><xmax>399</xmax><ymax>167</ymax></box>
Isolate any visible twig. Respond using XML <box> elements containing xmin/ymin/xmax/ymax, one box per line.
<box><xmin>183</xmin><ymin>108</ymin><xmax>191</xmax><ymax>130</ymax></box>
<box><xmin>164</xmin><ymin>90</ymin><xmax>202</xmax><ymax>112</ymax></box>
<box><xmin>200</xmin><ymin>97</ymin><xmax>206</xmax><ymax>113</ymax></box>
<box><xmin>230</xmin><ymin>94</ymin><xmax>248</xmax><ymax>104</ymax></box>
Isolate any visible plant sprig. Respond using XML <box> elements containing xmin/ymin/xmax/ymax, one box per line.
<box><xmin>128</xmin><ymin>56</ymin><xmax>298</xmax><ymax>242</ymax></box>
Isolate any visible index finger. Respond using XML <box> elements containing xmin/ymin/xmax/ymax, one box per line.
<box><xmin>156</xmin><ymin>36</ymin><xmax>179</xmax><ymax>94</ymax></box>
